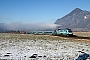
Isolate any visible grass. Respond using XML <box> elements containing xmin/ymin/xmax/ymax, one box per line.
<box><xmin>73</xmin><ymin>32</ymin><xmax>90</xmax><ymax>37</ymax></box>
<box><xmin>0</xmin><ymin>33</ymin><xmax>65</xmax><ymax>40</ymax></box>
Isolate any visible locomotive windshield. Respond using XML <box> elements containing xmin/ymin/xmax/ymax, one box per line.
<box><xmin>68</xmin><ymin>29</ymin><xmax>72</xmax><ymax>32</ymax></box>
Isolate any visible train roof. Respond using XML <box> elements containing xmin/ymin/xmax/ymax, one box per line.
<box><xmin>57</xmin><ymin>28</ymin><xmax>72</xmax><ymax>30</ymax></box>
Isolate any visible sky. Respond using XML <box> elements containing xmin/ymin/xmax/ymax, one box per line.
<box><xmin>0</xmin><ymin>0</ymin><xmax>90</xmax><ymax>23</ymax></box>
<box><xmin>0</xmin><ymin>0</ymin><xmax>90</xmax><ymax>31</ymax></box>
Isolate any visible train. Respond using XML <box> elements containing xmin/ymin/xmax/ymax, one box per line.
<box><xmin>52</xmin><ymin>28</ymin><xmax>73</xmax><ymax>36</ymax></box>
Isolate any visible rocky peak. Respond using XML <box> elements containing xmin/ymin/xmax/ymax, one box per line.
<box><xmin>74</xmin><ymin>8</ymin><xmax>82</xmax><ymax>11</ymax></box>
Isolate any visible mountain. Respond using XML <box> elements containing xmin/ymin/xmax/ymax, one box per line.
<box><xmin>55</xmin><ymin>8</ymin><xmax>90</xmax><ymax>31</ymax></box>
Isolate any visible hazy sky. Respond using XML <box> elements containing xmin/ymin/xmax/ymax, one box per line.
<box><xmin>0</xmin><ymin>0</ymin><xmax>90</xmax><ymax>23</ymax></box>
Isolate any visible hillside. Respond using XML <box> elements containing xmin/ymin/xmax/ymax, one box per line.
<box><xmin>55</xmin><ymin>8</ymin><xmax>90</xmax><ymax>31</ymax></box>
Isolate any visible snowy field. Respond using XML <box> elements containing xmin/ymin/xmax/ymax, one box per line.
<box><xmin>0</xmin><ymin>33</ymin><xmax>90</xmax><ymax>60</ymax></box>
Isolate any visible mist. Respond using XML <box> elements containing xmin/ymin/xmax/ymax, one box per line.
<box><xmin>0</xmin><ymin>22</ymin><xmax>58</xmax><ymax>32</ymax></box>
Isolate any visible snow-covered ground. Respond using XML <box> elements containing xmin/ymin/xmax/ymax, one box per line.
<box><xmin>0</xmin><ymin>33</ymin><xmax>90</xmax><ymax>60</ymax></box>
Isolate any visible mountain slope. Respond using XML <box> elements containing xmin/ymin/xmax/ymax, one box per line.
<box><xmin>55</xmin><ymin>8</ymin><xmax>90</xmax><ymax>31</ymax></box>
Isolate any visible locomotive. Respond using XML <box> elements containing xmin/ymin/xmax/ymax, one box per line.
<box><xmin>52</xmin><ymin>28</ymin><xmax>73</xmax><ymax>36</ymax></box>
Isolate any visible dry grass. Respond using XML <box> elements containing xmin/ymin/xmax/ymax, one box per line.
<box><xmin>73</xmin><ymin>32</ymin><xmax>90</xmax><ymax>37</ymax></box>
<box><xmin>0</xmin><ymin>33</ymin><xmax>66</xmax><ymax>40</ymax></box>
